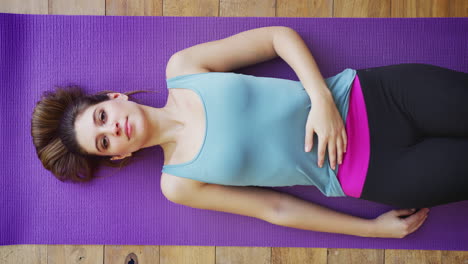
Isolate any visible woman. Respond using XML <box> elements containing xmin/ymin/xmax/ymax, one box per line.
<box><xmin>31</xmin><ymin>26</ymin><xmax>467</xmax><ymax>239</ymax></box>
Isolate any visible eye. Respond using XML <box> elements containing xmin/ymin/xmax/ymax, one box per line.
<box><xmin>99</xmin><ymin>111</ymin><xmax>109</xmax><ymax>150</ymax></box>
<box><xmin>99</xmin><ymin>110</ymin><xmax>106</xmax><ymax>123</ymax></box>
<box><xmin>102</xmin><ymin>136</ymin><xmax>109</xmax><ymax>150</ymax></box>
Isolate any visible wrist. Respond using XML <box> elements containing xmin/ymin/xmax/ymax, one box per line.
<box><xmin>307</xmin><ymin>86</ymin><xmax>332</xmax><ymax>101</ymax></box>
<box><xmin>364</xmin><ymin>219</ymin><xmax>378</xmax><ymax>238</ymax></box>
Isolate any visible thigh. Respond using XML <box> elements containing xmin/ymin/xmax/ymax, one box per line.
<box><xmin>360</xmin><ymin>63</ymin><xmax>468</xmax><ymax>137</ymax></box>
<box><xmin>360</xmin><ymin>137</ymin><xmax>468</xmax><ymax>208</ymax></box>
<box><xmin>357</xmin><ymin>65</ymin><xmax>423</xmax><ymax>154</ymax></box>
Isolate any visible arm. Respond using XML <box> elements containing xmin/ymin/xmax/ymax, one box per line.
<box><xmin>275</xmin><ymin>193</ymin><xmax>429</xmax><ymax>238</ymax></box>
<box><xmin>165</xmin><ymin>182</ymin><xmax>373</xmax><ymax>237</ymax></box>
<box><xmin>166</xmin><ymin>26</ymin><xmax>329</xmax><ymax>99</ymax></box>
<box><xmin>162</xmin><ymin>180</ymin><xmax>371</xmax><ymax>236</ymax></box>
<box><xmin>274</xmin><ymin>193</ymin><xmax>374</xmax><ymax>237</ymax></box>
<box><xmin>163</xmin><ymin>181</ymin><xmax>429</xmax><ymax>238</ymax></box>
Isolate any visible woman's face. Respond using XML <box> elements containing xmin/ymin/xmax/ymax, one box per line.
<box><xmin>74</xmin><ymin>95</ymin><xmax>147</xmax><ymax>157</ymax></box>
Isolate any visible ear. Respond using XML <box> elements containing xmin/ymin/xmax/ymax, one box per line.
<box><xmin>110</xmin><ymin>153</ymin><xmax>132</xmax><ymax>161</ymax></box>
<box><xmin>107</xmin><ymin>93</ymin><xmax>129</xmax><ymax>101</ymax></box>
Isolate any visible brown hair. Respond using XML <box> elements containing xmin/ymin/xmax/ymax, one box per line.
<box><xmin>31</xmin><ymin>85</ymin><xmax>160</xmax><ymax>183</ymax></box>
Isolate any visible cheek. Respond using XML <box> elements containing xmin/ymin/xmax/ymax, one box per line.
<box><xmin>109</xmin><ymin>138</ymin><xmax>127</xmax><ymax>153</ymax></box>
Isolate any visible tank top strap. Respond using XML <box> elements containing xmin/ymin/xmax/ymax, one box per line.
<box><xmin>162</xmin><ymin>72</ymin><xmax>213</xmax><ymax>180</ymax></box>
<box><xmin>166</xmin><ymin>72</ymin><xmax>213</xmax><ymax>90</ymax></box>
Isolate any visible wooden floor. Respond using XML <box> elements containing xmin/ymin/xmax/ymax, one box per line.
<box><xmin>1</xmin><ymin>0</ymin><xmax>467</xmax><ymax>263</ymax></box>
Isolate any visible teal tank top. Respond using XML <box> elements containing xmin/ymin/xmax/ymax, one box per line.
<box><xmin>162</xmin><ymin>69</ymin><xmax>356</xmax><ymax>197</ymax></box>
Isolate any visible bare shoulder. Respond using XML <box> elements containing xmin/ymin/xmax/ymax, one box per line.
<box><xmin>160</xmin><ymin>172</ymin><xmax>205</xmax><ymax>202</ymax></box>
<box><xmin>165</xmin><ymin>52</ymin><xmax>210</xmax><ymax>80</ymax></box>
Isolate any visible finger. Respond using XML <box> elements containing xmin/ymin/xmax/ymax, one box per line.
<box><xmin>342</xmin><ymin>130</ymin><xmax>348</xmax><ymax>153</ymax></box>
<box><xmin>408</xmin><ymin>214</ymin><xmax>428</xmax><ymax>234</ymax></box>
<box><xmin>396</xmin><ymin>208</ymin><xmax>417</xmax><ymax>217</ymax></box>
<box><xmin>317</xmin><ymin>136</ymin><xmax>327</xmax><ymax>168</ymax></box>
<box><xmin>328</xmin><ymin>139</ymin><xmax>336</xmax><ymax>170</ymax></box>
<box><xmin>403</xmin><ymin>208</ymin><xmax>428</xmax><ymax>226</ymax></box>
<box><xmin>336</xmin><ymin>137</ymin><xmax>343</xmax><ymax>165</ymax></box>
<box><xmin>305</xmin><ymin>128</ymin><xmax>314</xmax><ymax>152</ymax></box>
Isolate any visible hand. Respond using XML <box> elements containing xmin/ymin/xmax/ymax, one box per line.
<box><xmin>304</xmin><ymin>92</ymin><xmax>347</xmax><ymax>170</ymax></box>
<box><xmin>370</xmin><ymin>208</ymin><xmax>430</xmax><ymax>238</ymax></box>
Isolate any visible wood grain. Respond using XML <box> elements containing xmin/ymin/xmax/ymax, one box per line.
<box><xmin>163</xmin><ymin>0</ymin><xmax>219</xmax><ymax>16</ymax></box>
<box><xmin>220</xmin><ymin>0</ymin><xmax>275</xmax><ymax>17</ymax></box>
<box><xmin>216</xmin><ymin>246</ymin><xmax>271</xmax><ymax>264</ymax></box>
<box><xmin>105</xmin><ymin>245</ymin><xmax>159</xmax><ymax>264</ymax></box>
<box><xmin>386</xmin><ymin>249</ymin><xmax>441</xmax><ymax>264</ymax></box>
<box><xmin>47</xmin><ymin>245</ymin><xmax>103</xmax><ymax>264</ymax></box>
<box><xmin>328</xmin><ymin>248</ymin><xmax>384</xmax><ymax>264</ymax></box>
<box><xmin>106</xmin><ymin>0</ymin><xmax>163</xmax><ymax>16</ymax></box>
<box><xmin>0</xmin><ymin>0</ymin><xmax>48</xmax><ymax>14</ymax></box>
<box><xmin>390</xmin><ymin>0</ymin><xmax>468</xmax><ymax>17</ymax></box>
<box><xmin>271</xmin><ymin>247</ymin><xmax>327</xmax><ymax>264</ymax></box>
<box><xmin>441</xmin><ymin>251</ymin><xmax>468</xmax><ymax>264</ymax></box>
<box><xmin>276</xmin><ymin>0</ymin><xmax>333</xmax><ymax>17</ymax></box>
<box><xmin>160</xmin><ymin>246</ymin><xmax>215</xmax><ymax>264</ymax></box>
<box><xmin>334</xmin><ymin>0</ymin><xmax>391</xmax><ymax>17</ymax></box>
<box><xmin>49</xmin><ymin>0</ymin><xmax>105</xmax><ymax>15</ymax></box>
<box><xmin>0</xmin><ymin>245</ymin><xmax>47</xmax><ymax>264</ymax></box>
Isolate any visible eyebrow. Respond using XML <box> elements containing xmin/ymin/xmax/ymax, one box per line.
<box><xmin>93</xmin><ymin>108</ymin><xmax>101</xmax><ymax>153</ymax></box>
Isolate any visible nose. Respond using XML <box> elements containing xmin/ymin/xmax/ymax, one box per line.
<box><xmin>108</xmin><ymin>121</ymin><xmax>121</xmax><ymax>136</ymax></box>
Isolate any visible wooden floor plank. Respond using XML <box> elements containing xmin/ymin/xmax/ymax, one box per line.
<box><xmin>106</xmin><ymin>0</ymin><xmax>163</xmax><ymax>16</ymax></box>
<box><xmin>334</xmin><ymin>0</ymin><xmax>391</xmax><ymax>17</ymax></box>
<box><xmin>47</xmin><ymin>245</ymin><xmax>104</xmax><ymax>264</ymax></box>
<box><xmin>271</xmin><ymin>247</ymin><xmax>327</xmax><ymax>264</ymax></box>
<box><xmin>441</xmin><ymin>250</ymin><xmax>468</xmax><ymax>264</ymax></box>
<box><xmin>276</xmin><ymin>0</ymin><xmax>332</xmax><ymax>17</ymax></box>
<box><xmin>105</xmin><ymin>245</ymin><xmax>159</xmax><ymax>264</ymax></box>
<box><xmin>216</xmin><ymin>246</ymin><xmax>270</xmax><ymax>264</ymax></box>
<box><xmin>219</xmin><ymin>0</ymin><xmax>275</xmax><ymax>17</ymax></box>
<box><xmin>0</xmin><ymin>0</ymin><xmax>48</xmax><ymax>14</ymax></box>
<box><xmin>163</xmin><ymin>0</ymin><xmax>219</xmax><ymax>16</ymax></box>
<box><xmin>386</xmin><ymin>249</ymin><xmax>442</xmax><ymax>264</ymax></box>
<box><xmin>160</xmin><ymin>246</ymin><xmax>215</xmax><ymax>264</ymax></box>
<box><xmin>328</xmin><ymin>248</ymin><xmax>384</xmax><ymax>264</ymax></box>
<box><xmin>0</xmin><ymin>245</ymin><xmax>47</xmax><ymax>264</ymax></box>
<box><xmin>391</xmin><ymin>0</ymin><xmax>462</xmax><ymax>17</ymax></box>
<box><xmin>49</xmin><ymin>0</ymin><xmax>105</xmax><ymax>15</ymax></box>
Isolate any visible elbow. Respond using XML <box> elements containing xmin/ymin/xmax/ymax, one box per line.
<box><xmin>271</xmin><ymin>26</ymin><xmax>299</xmax><ymax>54</ymax></box>
<box><xmin>274</xmin><ymin>26</ymin><xmax>298</xmax><ymax>38</ymax></box>
<box><xmin>276</xmin><ymin>26</ymin><xmax>296</xmax><ymax>33</ymax></box>
<box><xmin>266</xmin><ymin>193</ymin><xmax>289</xmax><ymax>226</ymax></box>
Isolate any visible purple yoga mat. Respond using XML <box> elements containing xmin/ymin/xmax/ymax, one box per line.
<box><xmin>0</xmin><ymin>13</ymin><xmax>467</xmax><ymax>249</ymax></box>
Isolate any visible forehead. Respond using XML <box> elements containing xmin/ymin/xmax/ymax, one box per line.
<box><xmin>75</xmin><ymin>102</ymin><xmax>102</xmax><ymax>155</ymax></box>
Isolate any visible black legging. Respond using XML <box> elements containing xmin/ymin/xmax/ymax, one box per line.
<box><xmin>356</xmin><ymin>63</ymin><xmax>468</xmax><ymax>208</ymax></box>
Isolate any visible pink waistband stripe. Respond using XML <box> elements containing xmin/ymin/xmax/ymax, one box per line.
<box><xmin>337</xmin><ymin>75</ymin><xmax>370</xmax><ymax>198</ymax></box>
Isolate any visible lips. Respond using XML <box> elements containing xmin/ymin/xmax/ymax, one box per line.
<box><xmin>125</xmin><ymin>117</ymin><xmax>131</xmax><ymax>140</ymax></box>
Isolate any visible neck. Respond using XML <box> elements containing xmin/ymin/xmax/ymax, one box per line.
<box><xmin>141</xmin><ymin>91</ymin><xmax>185</xmax><ymax>150</ymax></box>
